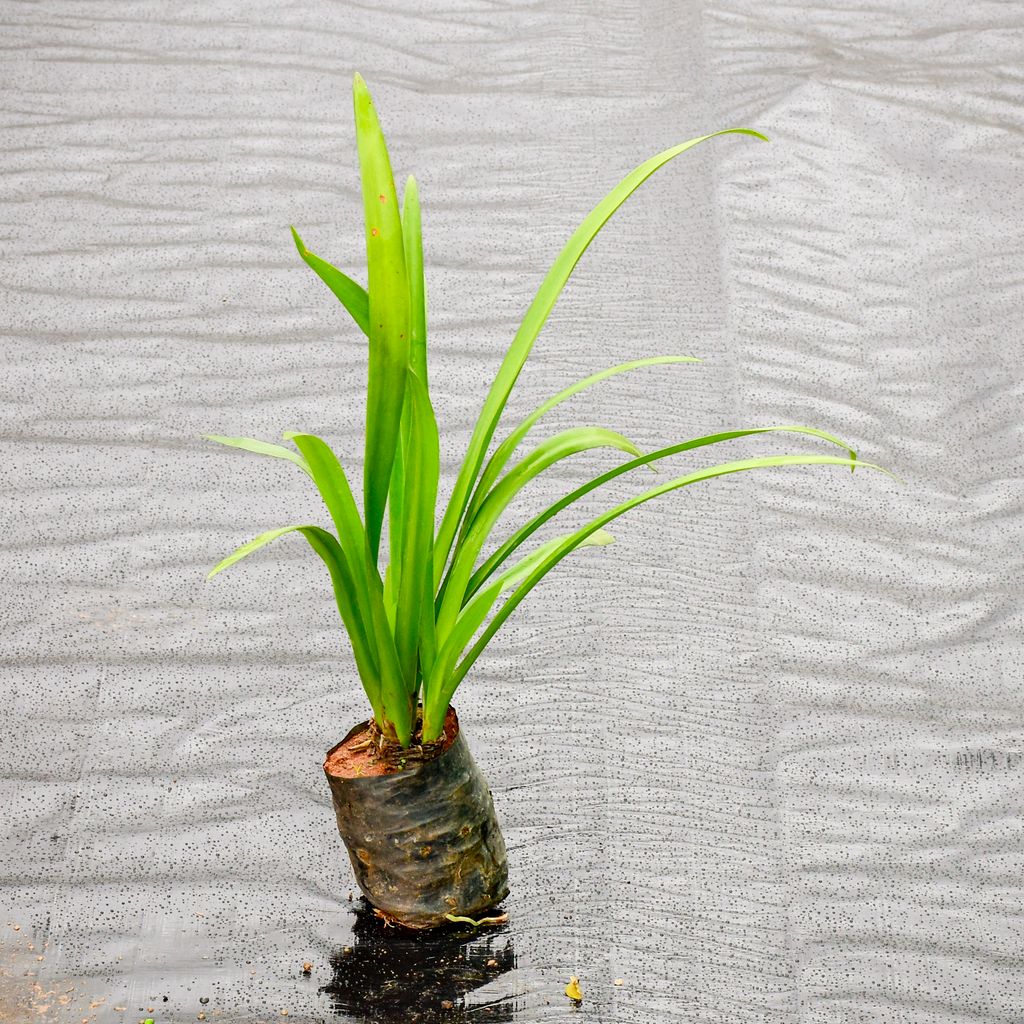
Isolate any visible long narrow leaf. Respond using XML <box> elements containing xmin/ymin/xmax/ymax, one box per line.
<box><xmin>403</xmin><ymin>176</ymin><xmax>427</xmax><ymax>383</ymax></box>
<box><xmin>388</xmin><ymin>418</ymin><xmax>407</xmax><ymax>600</ymax></box>
<box><xmin>387</xmin><ymin>176</ymin><xmax>430</xmax><ymax>612</ymax></box>
<box><xmin>353</xmin><ymin>72</ymin><xmax>410</xmax><ymax>561</ymax></box>
<box><xmin>422</xmin><ymin>529</ymin><xmax>613</xmax><ymax>739</ymax></box>
<box><xmin>286</xmin><ymin>431</ymin><xmax>412</xmax><ymax>742</ymax></box>
<box><xmin>204</xmin><ymin>435</ymin><xmax>312</xmax><ymax>479</ymax></box>
<box><xmin>436</xmin><ymin>426</ymin><xmax>643</xmax><ymax>644</ymax></box>
<box><xmin>433</xmin><ymin>128</ymin><xmax>769</xmax><ymax>579</ymax></box>
<box><xmin>395</xmin><ymin>370</ymin><xmax>439</xmax><ymax>691</ymax></box>
<box><xmin>207</xmin><ymin>524</ymin><xmax>306</xmax><ymax>580</ymax></box>
<box><xmin>207</xmin><ymin>524</ymin><xmax>382</xmax><ymax>718</ymax></box>
<box><xmin>284</xmin><ymin>434</ymin><xmax>368</xmax><ymax>571</ymax></box>
<box><xmin>468</xmin><ymin>425</ymin><xmax>860</xmax><ymax>599</ymax></box>
<box><xmin>446</xmin><ymin>454</ymin><xmax>893</xmax><ymax>707</ymax></box>
<box><xmin>290</xmin><ymin>227</ymin><xmax>370</xmax><ymax>336</ymax></box>
<box><xmin>459</xmin><ymin>356</ymin><xmax>700</xmax><ymax>536</ymax></box>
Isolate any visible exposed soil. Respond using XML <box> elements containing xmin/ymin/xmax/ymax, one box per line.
<box><xmin>324</xmin><ymin>707</ymin><xmax>459</xmax><ymax>779</ymax></box>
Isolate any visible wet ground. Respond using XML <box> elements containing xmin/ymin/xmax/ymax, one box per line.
<box><xmin>2</xmin><ymin>1</ymin><xmax>1023</xmax><ymax>1022</ymax></box>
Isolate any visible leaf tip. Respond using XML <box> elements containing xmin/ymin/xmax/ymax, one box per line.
<box><xmin>352</xmin><ymin>72</ymin><xmax>372</xmax><ymax>111</ymax></box>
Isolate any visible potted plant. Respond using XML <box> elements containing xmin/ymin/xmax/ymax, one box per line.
<box><xmin>206</xmin><ymin>74</ymin><xmax>888</xmax><ymax>929</ymax></box>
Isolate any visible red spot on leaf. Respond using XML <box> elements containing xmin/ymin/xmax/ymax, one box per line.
<box><xmin>378</xmin><ymin>194</ymin><xmax>387</xmax><ymax>203</ymax></box>
<box><xmin>371</xmin><ymin>227</ymin><xmax>379</xmax><ymax>237</ymax></box>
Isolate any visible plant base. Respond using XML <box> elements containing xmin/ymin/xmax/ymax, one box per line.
<box><xmin>323</xmin><ymin>707</ymin><xmax>509</xmax><ymax>929</ymax></box>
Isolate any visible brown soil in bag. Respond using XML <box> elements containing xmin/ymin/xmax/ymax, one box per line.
<box><xmin>325</xmin><ymin>708</ymin><xmax>460</xmax><ymax>778</ymax></box>
<box><xmin>323</xmin><ymin>707</ymin><xmax>509</xmax><ymax>929</ymax></box>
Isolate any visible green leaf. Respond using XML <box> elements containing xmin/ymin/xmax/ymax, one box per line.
<box><xmin>204</xmin><ymin>434</ymin><xmax>312</xmax><ymax>479</ymax></box>
<box><xmin>353</xmin><ymin>72</ymin><xmax>410</xmax><ymax>562</ymax></box>
<box><xmin>290</xmin><ymin>227</ymin><xmax>370</xmax><ymax>336</ymax></box>
<box><xmin>395</xmin><ymin>370</ymin><xmax>439</xmax><ymax>692</ymax></box>
<box><xmin>403</xmin><ymin>176</ymin><xmax>428</xmax><ymax>384</ymax></box>
<box><xmin>436</xmin><ymin>426</ymin><xmax>643</xmax><ymax>646</ymax></box>
<box><xmin>387</xmin><ymin>176</ymin><xmax>429</xmax><ymax>613</ymax></box>
<box><xmin>434</xmin><ymin>128</ymin><xmax>768</xmax><ymax>579</ymax></box>
<box><xmin>286</xmin><ymin>431</ymin><xmax>412</xmax><ymax>743</ymax></box>
<box><xmin>459</xmin><ymin>355</ymin><xmax>700</xmax><ymax>538</ymax></box>
<box><xmin>422</xmin><ymin>529</ymin><xmax>613</xmax><ymax>740</ymax></box>
<box><xmin>299</xmin><ymin>525</ymin><xmax>384</xmax><ymax>719</ymax></box>
<box><xmin>388</xmin><ymin>419</ymin><xmax>407</xmax><ymax>602</ymax></box>
<box><xmin>451</xmin><ymin>453</ymin><xmax>893</xmax><ymax>692</ymax></box>
<box><xmin>207</xmin><ymin>523</ymin><xmax>382</xmax><ymax>718</ymax></box>
<box><xmin>207</xmin><ymin>524</ymin><xmax>304</xmax><ymax>580</ymax></box>
<box><xmin>284</xmin><ymin>434</ymin><xmax>367</xmax><ymax>570</ymax></box>
<box><xmin>468</xmin><ymin>425</ymin><xmax>860</xmax><ymax>598</ymax></box>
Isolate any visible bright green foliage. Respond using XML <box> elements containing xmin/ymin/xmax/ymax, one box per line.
<box><xmin>206</xmin><ymin>75</ymin><xmax>889</xmax><ymax>746</ymax></box>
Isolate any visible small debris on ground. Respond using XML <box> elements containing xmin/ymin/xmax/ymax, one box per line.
<box><xmin>442</xmin><ymin>912</ymin><xmax>508</xmax><ymax>927</ymax></box>
<box><xmin>486</xmin><ymin>959</ymin><xmax>498</xmax><ymax>968</ymax></box>
<box><xmin>613</xmin><ymin>978</ymin><xmax>624</xmax><ymax>986</ymax></box>
<box><xmin>301</xmin><ymin>961</ymin><xmax>312</xmax><ymax>975</ymax></box>
<box><xmin>440</xmin><ymin>999</ymin><xmax>453</xmax><ymax>1009</ymax></box>
<box><xmin>199</xmin><ymin>998</ymin><xmax>209</xmax><ymax>1006</ymax></box>
<box><xmin>198</xmin><ymin>1015</ymin><xmax>206</xmax><ymax>1021</ymax></box>
<box><xmin>342</xmin><ymin>946</ymin><xmax>352</xmax><ymax>955</ymax></box>
<box><xmin>565</xmin><ymin>977</ymin><xmax>583</xmax><ymax>1005</ymax></box>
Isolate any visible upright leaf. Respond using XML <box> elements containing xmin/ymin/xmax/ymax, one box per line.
<box><xmin>387</xmin><ymin>176</ymin><xmax>429</xmax><ymax>610</ymax></box>
<box><xmin>287</xmin><ymin>431</ymin><xmax>413</xmax><ymax>743</ymax></box>
<box><xmin>434</xmin><ymin>128</ymin><xmax>769</xmax><ymax>576</ymax></box>
<box><xmin>395</xmin><ymin>371</ymin><xmax>439</xmax><ymax>690</ymax></box>
<box><xmin>353</xmin><ymin>72</ymin><xmax>410</xmax><ymax>561</ymax></box>
<box><xmin>403</xmin><ymin>176</ymin><xmax>428</xmax><ymax>384</ymax></box>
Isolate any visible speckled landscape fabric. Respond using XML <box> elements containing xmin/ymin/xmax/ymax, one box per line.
<box><xmin>1</xmin><ymin>2</ymin><xmax>1022</xmax><ymax>1022</ymax></box>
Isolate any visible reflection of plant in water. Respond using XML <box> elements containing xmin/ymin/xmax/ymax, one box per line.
<box><xmin>322</xmin><ymin>901</ymin><xmax>517</xmax><ymax>1022</ymax></box>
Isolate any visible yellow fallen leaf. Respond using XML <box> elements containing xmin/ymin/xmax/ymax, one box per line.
<box><xmin>443</xmin><ymin>912</ymin><xmax>509</xmax><ymax>927</ymax></box>
<box><xmin>565</xmin><ymin>976</ymin><xmax>583</xmax><ymax>1003</ymax></box>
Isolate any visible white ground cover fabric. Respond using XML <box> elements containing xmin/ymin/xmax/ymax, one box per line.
<box><xmin>1</xmin><ymin>2</ymin><xmax>1021</xmax><ymax>1021</ymax></box>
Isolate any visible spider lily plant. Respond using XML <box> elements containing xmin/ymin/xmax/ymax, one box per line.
<box><xmin>207</xmin><ymin>74</ymin><xmax>888</xmax><ymax>748</ymax></box>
